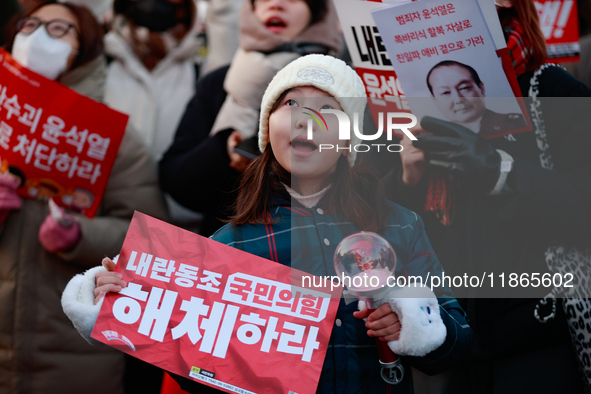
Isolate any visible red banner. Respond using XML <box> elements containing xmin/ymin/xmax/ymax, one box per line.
<box><xmin>0</xmin><ymin>48</ymin><xmax>127</xmax><ymax>218</ymax></box>
<box><xmin>92</xmin><ymin>212</ymin><xmax>342</xmax><ymax>394</ymax></box>
<box><xmin>356</xmin><ymin>67</ymin><xmax>412</xmax><ymax>134</ymax></box>
<box><xmin>535</xmin><ymin>0</ymin><xmax>580</xmax><ymax>63</ymax></box>
<box><xmin>335</xmin><ymin>0</ymin><xmax>414</xmax><ymax>139</ymax></box>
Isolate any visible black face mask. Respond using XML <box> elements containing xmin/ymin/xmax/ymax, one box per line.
<box><xmin>127</xmin><ymin>0</ymin><xmax>181</xmax><ymax>32</ymax></box>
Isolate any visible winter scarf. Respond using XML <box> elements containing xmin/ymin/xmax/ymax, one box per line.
<box><xmin>504</xmin><ymin>17</ymin><xmax>533</xmax><ymax>77</ymax></box>
<box><xmin>210</xmin><ymin>0</ymin><xmax>342</xmax><ymax>139</ymax></box>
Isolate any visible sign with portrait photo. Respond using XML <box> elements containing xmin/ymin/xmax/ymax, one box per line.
<box><xmin>372</xmin><ymin>0</ymin><xmax>531</xmax><ymax>139</ymax></box>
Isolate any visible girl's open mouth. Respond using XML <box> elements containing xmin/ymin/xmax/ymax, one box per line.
<box><xmin>265</xmin><ymin>16</ymin><xmax>287</xmax><ymax>34</ymax></box>
<box><xmin>291</xmin><ymin>137</ymin><xmax>318</xmax><ymax>158</ymax></box>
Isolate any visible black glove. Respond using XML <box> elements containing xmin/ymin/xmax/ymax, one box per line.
<box><xmin>413</xmin><ymin>116</ymin><xmax>501</xmax><ymax>193</ymax></box>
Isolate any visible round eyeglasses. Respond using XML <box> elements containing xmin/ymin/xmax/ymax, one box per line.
<box><xmin>17</xmin><ymin>17</ymin><xmax>77</xmax><ymax>38</ymax></box>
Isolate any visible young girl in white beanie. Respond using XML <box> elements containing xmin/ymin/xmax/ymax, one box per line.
<box><xmin>65</xmin><ymin>54</ymin><xmax>471</xmax><ymax>393</ymax></box>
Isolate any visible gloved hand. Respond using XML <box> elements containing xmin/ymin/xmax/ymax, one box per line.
<box><xmin>413</xmin><ymin>116</ymin><xmax>501</xmax><ymax>193</ymax></box>
<box><xmin>0</xmin><ymin>174</ymin><xmax>23</xmax><ymax>224</ymax></box>
<box><xmin>354</xmin><ymin>284</ymin><xmax>447</xmax><ymax>357</ymax></box>
<box><xmin>38</xmin><ymin>204</ymin><xmax>81</xmax><ymax>253</ymax></box>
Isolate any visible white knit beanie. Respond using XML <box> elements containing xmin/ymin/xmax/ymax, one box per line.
<box><xmin>258</xmin><ymin>54</ymin><xmax>367</xmax><ymax>167</ymax></box>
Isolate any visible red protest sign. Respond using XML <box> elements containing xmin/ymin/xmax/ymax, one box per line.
<box><xmin>334</xmin><ymin>0</ymin><xmax>413</xmax><ymax>139</ymax></box>
<box><xmin>356</xmin><ymin>67</ymin><xmax>411</xmax><ymax>132</ymax></box>
<box><xmin>92</xmin><ymin>212</ymin><xmax>342</xmax><ymax>394</ymax></box>
<box><xmin>535</xmin><ymin>0</ymin><xmax>580</xmax><ymax>63</ymax></box>
<box><xmin>0</xmin><ymin>48</ymin><xmax>127</xmax><ymax>218</ymax></box>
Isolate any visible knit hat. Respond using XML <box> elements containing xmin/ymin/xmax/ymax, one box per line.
<box><xmin>258</xmin><ymin>54</ymin><xmax>367</xmax><ymax>167</ymax></box>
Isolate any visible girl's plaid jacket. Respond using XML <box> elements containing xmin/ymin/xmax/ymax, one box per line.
<box><xmin>211</xmin><ymin>196</ymin><xmax>472</xmax><ymax>394</ymax></box>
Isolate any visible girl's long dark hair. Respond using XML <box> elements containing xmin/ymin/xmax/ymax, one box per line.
<box><xmin>232</xmin><ymin>146</ymin><xmax>291</xmax><ymax>226</ymax></box>
<box><xmin>325</xmin><ymin>156</ymin><xmax>390</xmax><ymax>233</ymax></box>
<box><xmin>232</xmin><ymin>147</ymin><xmax>390</xmax><ymax>233</ymax></box>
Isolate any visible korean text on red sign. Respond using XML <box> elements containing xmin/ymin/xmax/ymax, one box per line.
<box><xmin>92</xmin><ymin>212</ymin><xmax>342</xmax><ymax>394</ymax></box>
<box><xmin>0</xmin><ymin>48</ymin><xmax>128</xmax><ymax>218</ymax></box>
<box><xmin>333</xmin><ymin>0</ymin><xmax>413</xmax><ymax>138</ymax></box>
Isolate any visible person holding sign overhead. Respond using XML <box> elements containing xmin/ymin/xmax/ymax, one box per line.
<box><xmin>0</xmin><ymin>2</ymin><xmax>168</xmax><ymax>393</ymax></box>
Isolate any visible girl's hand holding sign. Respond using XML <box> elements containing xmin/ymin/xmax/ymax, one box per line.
<box><xmin>94</xmin><ymin>257</ymin><xmax>126</xmax><ymax>305</ymax></box>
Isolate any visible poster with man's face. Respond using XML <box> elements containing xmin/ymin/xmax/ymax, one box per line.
<box><xmin>372</xmin><ymin>0</ymin><xmax>530</xmax><ymax>138</ymax></box>
<box><xmin>423</xmin><ymin>60</ymin><xmax>526</xmax><ymax>137</ymax></box>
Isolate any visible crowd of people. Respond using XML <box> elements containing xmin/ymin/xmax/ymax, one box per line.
<box><xmin>0</xmin><ymin>0</ymin><xmax>589</xmax><ymax>393</ymax></box>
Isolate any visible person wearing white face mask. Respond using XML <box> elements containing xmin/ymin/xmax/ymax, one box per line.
<box><xmin>12</xmin><ymin>14</ymin><xmax>80</xmax><ymax>79</ymax></box>
<box><xmin>1</xmin><ymin>2</ymin><xmax>168</xmax><ymax>393</ymax></box>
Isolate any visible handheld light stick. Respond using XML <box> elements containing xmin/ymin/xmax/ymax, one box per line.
<box><xmin>333</xmin><ymin>232</ymin><xmax>404</xmax><ymax>385</ymax></box>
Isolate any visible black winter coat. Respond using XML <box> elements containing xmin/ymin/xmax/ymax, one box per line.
<box><xmin>159</xmin><ymin>66</ymin><xmax>239</xmax><ymax>236</ymax></box>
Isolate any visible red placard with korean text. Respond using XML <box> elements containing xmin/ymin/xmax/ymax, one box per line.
<box><xmin>0</xmin><ymin>48</ymin><xmax>127</xmax><ymax>218</ymax></box>
<box><xmin>335</xmin><ymin>0</ymin><xmax>412</xmax><ymax>137</ymax></box>
<box><xmin>535</xmin><ymin>0</ymin><xmax>580</xmax><ymax>63</ymax></box>
<box><xmin>92</xmin><ymin>212</ymin><xmax>342</xmax><ymax>394</ymax></box>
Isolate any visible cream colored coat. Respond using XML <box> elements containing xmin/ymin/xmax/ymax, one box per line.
<box><xmin>103</xmin><ymin>21</ymin><xmax>201</xmax><ymax>161</ymax></box>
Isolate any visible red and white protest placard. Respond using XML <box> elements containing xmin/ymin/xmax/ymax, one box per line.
<box><xmin>335</xmin><ymin>0</ymin><xmax>412</xmax><ymax>135</ymax></box>
<box><xmin>535</xmin><ymin>0</ymin><xmax>580</xmax><ymax>63</ymax></box>
<box><xmin>92</xmin><ymin>212</ymin><xmax>342</xmax><ymax>394</ymax></box>
<box><xmin>0</xmin><ymin>48</ymin><xmax>128</xmax><ymax>218</ymax></box>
